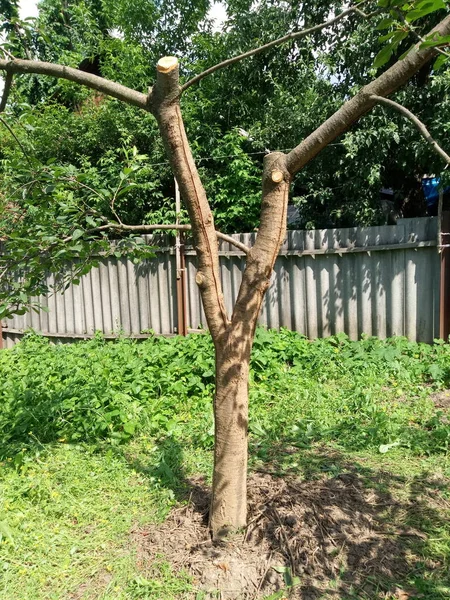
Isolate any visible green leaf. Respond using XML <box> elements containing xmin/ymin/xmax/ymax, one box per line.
<box><xmin>373</xmin><ymin>44</ymin><xmax>394</xmax><ymax>68</ymax></box>
<box><xmin>391</xmin><ymin>30</ymin><xmax>408</xmax><ymax>45</ymax></box>
<box><xmin>433</xmin><ymin>54</ymin><xmax>448</xmax><ymax>70</ymax></box>
<box><xmin>378</xmin><ymin>31</ymin><xmax>397</xmax><ymax>43</ymax></box>
<box><xmin>420</xmin><ymin>34</ymin><xmax>450</xmax><ymax>48</ymax></box>
<box><xmin>123</xmin><ymin>421</ymin><xmax>137</xmax><ymax>435</ymax></box>
<box><xmin>272</xmin><ymin>565</ymin><xmax>289</xmax><ymax>573</ymax></box>
<box><xmin>71</xmin><ymin>229</ymin><xmax>84</xmax><ymax>241</ymax></box>
<box><xmin>262</xmin><ymin>592</ymin><xmax>287</xmax><ymax>600</ymax></box>
<box><xmin>376</xmin><ymin>18</ymin><xmax>395</xmax><ymax>30</ymax></box>
<box><xmin>85</xmin><ymin>216</ymin><xmax>97</xmax><ymax>228</ymax></box>
<box><xmin>406</xmin><ymin>0</ymin><xmax>446</xmax><ymax>23</ymax></box>
<box><xmin>429</xmin><ymin>363</ymin><xmax>444</xmax><ymax>380</ymax></box>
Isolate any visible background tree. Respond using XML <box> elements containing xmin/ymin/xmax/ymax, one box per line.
<box><xmin>0</xmin><ymin>0</ymin><xmax>450</xmax><ymax>537</ymax></box>
<box><xmin>6</xmin><ymin>0</ymin><xmax>450</xmax><ymax>234</ymax></box>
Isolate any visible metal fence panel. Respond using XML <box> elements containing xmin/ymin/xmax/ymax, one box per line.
<box><xmin>2</xmin><ymin>218</ymin><xmax>440</xmax><ymax>346</ymax></box>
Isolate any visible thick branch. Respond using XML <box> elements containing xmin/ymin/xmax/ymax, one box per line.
<box><xmin>371</xmin><ymin>94</ymin><xmax>450</xmax><ymax>166</ymax></box>
<box><xmin>286</xmin><ymin>14</ymin><xmax>450</xmax><ymax>175</ymax></box>
<box><xmin>232</xmin><ymin>153</ymin><xmax>290</xmax><ymax>331</ymax></box>
<box><xmin>182</xmin><ymin>2</ymin><xmax>370</xmax><ymax>92</ymax></box>
<box><xmin>0</xmin><ymin>58</ymin><xmax>150</xmax><ymax>110</ymax></box>
<box><xmin>151</xmin><ymin>57</ymin><xmax>229</xmax><ymax>340</ymax></box>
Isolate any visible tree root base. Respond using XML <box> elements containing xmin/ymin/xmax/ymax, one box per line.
<box><xmin>131</xmin><ymin>469</ymin><xmax>425</xmax><ymax>599</ymax></box>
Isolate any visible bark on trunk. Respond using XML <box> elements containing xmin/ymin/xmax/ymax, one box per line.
<box><xmin>209</xmin><ymin>153</ymin><xmax>291</xmax><ymax>539</ymax></box>
<box><xmin>209</xmin><ymin>333</ymin><xmax>252</xmax><ymax>538</ymax></box>
<box><xmin>151</xmin><ymin>57</ymin><xmax>229</xmax><ymax>342</ymax></box>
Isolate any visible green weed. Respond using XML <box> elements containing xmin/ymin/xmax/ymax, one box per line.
<box><xmin>0</xmin><ymin>329</ymin><xmax>448</xmax><ymax>598</ymax></box>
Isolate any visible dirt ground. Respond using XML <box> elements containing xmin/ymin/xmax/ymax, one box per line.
<box><xmin>132</xmin><ymin>467</ymin><xmax>432</xmax><ymax>599</ymax></box>
<box><xmin>431</xmin><ymin>389</ymin><xmax>450</xmax><ymax>411</ymax></box>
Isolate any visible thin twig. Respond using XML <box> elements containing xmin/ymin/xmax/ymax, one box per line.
<box><xmin>23</xmin><ymin>221</ymin><xmax>250</xmax><ymax>258</ymax></box>
<box><xmin>0</xmin><ymin>220</ymin><xmax>250</xmax><ymax>288</ymax></box>
<box><xmin>253</xmin><ymin>552</ymin><xmax>273</xmax><ymax>600</ymax></box>
<box><xmin>0</xmin><ymin>47</ymin><xmax>16</xmax><ymax>60</ymax></box>
<box><xmin>270</xmin><ymin>506</ymin><xmax>297</xmax><ymax>576</ymax></box>
<box><xmin>310</xmin><ymin>505</ymin><xmax>337</xmax><ymax>547</ymax></box>
<box><xmin>103</xmin><ymin>222</ymin><xmax>251</xmax><ymax>254</ymax></box>
<box><xmin>60</xmin><ymin>176</ymin><xmax>107</xmax><ymax>202</ymax></box>
<box><xmin>370</xmin><ymin>94</ymin><xmax>450</xmax><ymax>166</ymax></box>
<box><xmin>243</xmin><ymin>509</ymin><xmax>266</xmax><ymax>542</ymax></box>
<box><xmin>181</xmin><ymin>1</ymin><xmax>371</xmax><ymax>92</ymax></box>
<box><xmin>0</xmin><ymin>115</ymin><xmax>33</xmax><ymax>166</ymax></box>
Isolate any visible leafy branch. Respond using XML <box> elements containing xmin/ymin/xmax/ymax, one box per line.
<box><xmin>371</xmin><ymin>94</ymin><xmax>450</xmax><ymax>165</ymax></box>
<box><xmin>374</xmin><ymin>0</ymin><xmax>450</xmax><ymax>69</ymax></box>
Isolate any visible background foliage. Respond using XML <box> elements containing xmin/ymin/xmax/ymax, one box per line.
<box><xmin>1</xmin><ymin>0</ymin><xmax>450</xmax><ymax>232</ymax></box>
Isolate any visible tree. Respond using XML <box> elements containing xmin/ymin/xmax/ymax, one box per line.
<box><xmin>1</xmin><ymin>0</ymin><xmax>450</xmax><ymax>538</ymax></box>
<box><xmin>3</xmin><ymin>0</ymin><xmax>448</xmax><ymax>232</ymax></box>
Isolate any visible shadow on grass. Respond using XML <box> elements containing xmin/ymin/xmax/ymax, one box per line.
<box><xmin>254</xmin><ymin>448</ymin><xmax>449</xmax><ymax>599</ymax></box>
<box><xmin>121</xmin><ymin>436</ymin><xmax>450</xmax><ymax>599</ymax></box>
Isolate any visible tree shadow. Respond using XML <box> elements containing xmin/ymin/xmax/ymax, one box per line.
<box><xmin>129</xmin><ymin>444</ymin><xmax>449</xmax><ymax>599</ymax></box>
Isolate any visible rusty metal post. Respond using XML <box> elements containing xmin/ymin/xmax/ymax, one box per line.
<box><xmin>175</xmin><ymin>178</ymin><xmax>188</xmax><ymax>336</ymax></box>
<box><xmin>439</xmin><ymin>207</ymin><xmax>450</xmax><ymax>341</ymax></box>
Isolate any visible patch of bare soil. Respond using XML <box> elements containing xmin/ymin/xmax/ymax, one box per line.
<box><xmin>430</xmin><ymin>389</ymin><xmax>450</xmax><ymax>410</ymax></box>
<box><xmin>132</xmin><ymin>472</ymin><xmax>426</xmax><ymax>599</ymax></box>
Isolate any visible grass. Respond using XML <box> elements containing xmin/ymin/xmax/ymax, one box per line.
<box><xmin>0</xmin><ymin>329</ymin><xmax>449</xmax><ymax>599</ymax></box>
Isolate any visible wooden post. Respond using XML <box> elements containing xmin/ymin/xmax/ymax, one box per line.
<box><xmin>175</xmin><ymin>178</ymin><xmax>188</xmax><ymax>336</ymax></box>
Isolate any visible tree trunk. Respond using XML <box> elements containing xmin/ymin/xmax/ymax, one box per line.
<box><xmin>209</xmin><ymin>332</ymin><xmax>252</xmax><ymax>538</ymax></box>
<box><xmin>209</xmin><ymin>153</ymin><xmax>290</xmax><ymax>539</ymax></box>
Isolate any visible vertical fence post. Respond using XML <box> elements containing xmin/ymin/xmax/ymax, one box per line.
<box><xmin>439</xmin><ymin>193</ymin><xmax>450</xmax><ymax>340</ymax></box>
<box><xmin>175</xmin><ymin>178</ymin><xmax>188</xmax><ymax>336</ymax></box>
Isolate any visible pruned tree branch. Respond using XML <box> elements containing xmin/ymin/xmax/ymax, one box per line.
<box><xmin>2</xmin><ymin>222</ymin><xmax>249</xmax><ymax>289</ymax></box>
<box><xmin>0</xmin><ymin>58</ymin><xmax>150</xmax><ymax>109</ymax></box>
<box><xmin>151</xmin><ymin>57</ymin><xmax>230</xmax><ymax>339</ymax></box>
<box><xmin>285</xmin><ymin>14</ymin><xmax>450</xmax><ymax>175</ymax></box>
<box><xmin>0</xmin><ymin>72</ymin><xmax>13</xmax><ymax>112</ymax></box>
<box><xmin>181</xmin><ymin>2</ymin><xmax>372</xmax><ymax>92</ymax></box>
<box><xmin>371</xmin><ymin>94</ymin><xmax>450</xmax><ymax>166</ymax></box>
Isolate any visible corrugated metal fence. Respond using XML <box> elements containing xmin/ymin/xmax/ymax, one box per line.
<box><xmin>2</xmin><ymin>217</ymin><xmax>441</xmax><ymax>347</ymax></box>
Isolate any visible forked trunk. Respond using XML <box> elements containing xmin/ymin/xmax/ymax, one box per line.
<box><xmin>145</xmin><ymin>20</ymin><xmax>450</xmax><ymax>538</ymax></box>
<box><xmin>209</xmin><ymin>153</ymin><xmax>291</xmax><ymax>538</ymax></box>
<box><xmin>209</xmin><ymin>335</ymin><xmax>252</xmax><ymax>538</ymax></box>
